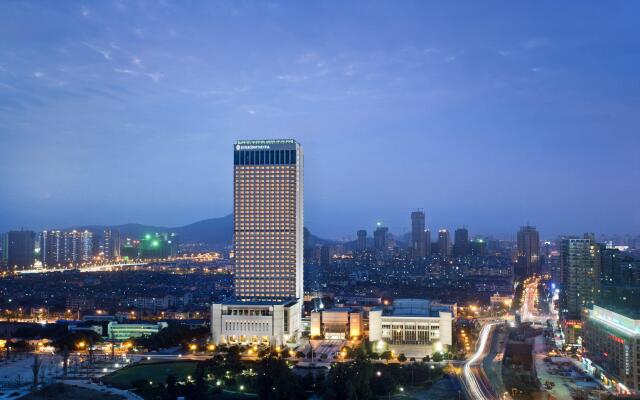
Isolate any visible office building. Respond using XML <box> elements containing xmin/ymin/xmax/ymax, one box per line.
<box><xmin>438</xmin><ymin>229</ymin><xmax>450</xmax><ymax>257</ymax></box>
<box><xmin>320</xmin><ymin>245</ymin><xmax>331</xmax><ymax>267</ymax></box>
<box><xmin>425</xmin><ymin>229</ymin><xmax>431</xmax><ymax>256</ymax></box>
<box><xmin>374</xmin><ymin>224</ymin><xmax>389</xmax><ymax>252</ymax></box>
<box><xmin>4</xmin><ymin>230</ymin><xmax>36</xmax><ymax>269</ymax></box>
<box><xmin>411</xmin><ymin>211</ymin><xmax>427</xmax><ymax>259</ymax></box>
<box><xmin>470</xmin><ymin>238</ymin><xmax>487</xmax><ymax>257</ymax></box>
<box><xmin>515</xmin><ymin>226</ymin><xmax>540</xmax><ymax>280</ymax></box>
<box><xmin>560</xmin><ymin>236</ymin><xmax>601</xmax><ymax>319</ymax></box>
<box><xmin>583</xmin><ymin>305</ymin><xmax>639</xmax><ymax>394</ymax></box>
<box><xmin>212</xmin><ymin>139</ymin><xmax>303</xmax><ymax>346</ymax></box>
<box><xmin>453</xmin><ymin>228</ymin><xmax>469</xmax><ymax>257</ymax></box>
<box><xmin>356</xmin><ymin>230</ymin><xmax>367</xmax><ymax>252</ymax></box>
<box><xmin>103</xmin><ymin>229</ymin><xmax>121</xmax><ymax>260</ymax></box>
<box><xmin>560</xmin><ymin>236</ymin><xmax>601</xmax><ymax>344</ymax></box>
<box><xmin>107</xmin><ymin>321</ymin><xmax>168</xmax><ymax>341</ymax></box>
<box><xmin>369</xmin><ymin>299</ymin><xmax>455</xmax><ymax>358</ymax></box>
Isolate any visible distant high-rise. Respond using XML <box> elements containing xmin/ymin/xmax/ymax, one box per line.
<box><xmin>320</xmin><ymin>245</ymin><xmax>331</xmax><ymax>267</ymax></box>
<box><xmin>5</xmin><ymin>230</ymin><xmax>35</xmax><ymax>269</ymax></box>
<box><xmin>356</xmin><ymin>230</ymin><xmax>367</xmax><ymax>252</ymax></box>
<box><xmin>425</xmin><ymin>229</ymin><xmax>432</xmax><ymax>256</ymax></box>
<box><xmin>80</xmin><ymin>230</ymin><xmax>93</xmax><ymax>262</ymax></box>
<box><xmin>453</xmin><ymin>228</ymin><xmax>469</xmax><ymax>257</ymax></box>
<box><xmin>410</xmin><ymin>211</ymin><xmax>427</xmax><ymax>259</ymax></box>
<box><xmin>515</xmin><ymin>226</ymin><xmax>540</xmax><ymax>280</ymax></box>
<box><xmin>438</xmin><ymin>229</ymin><xmax>450</xmax><ymax>257</ymax></box>
<box><xmin>373</xmin><ymin>224</ymin><xmax>389</xmax><ymax>252</ymax></box>
<box><xmin>65</xmin><ymin>230</ymin><xmax>82</xmax><ymax>264</ymax></box>
<box><xmin>41</xmin><ymin>230</ymin><xmax>64</xmax><ymax>267</ymax></box>
<box><xmin>560</xmin><ymin>236</ymin><xmax>601</xmax><ymax>320</ymax></box>
<box><xmin>103</xmin><ymin>229</ymin><xmax>121</xmax><ymax>260</ymax></box>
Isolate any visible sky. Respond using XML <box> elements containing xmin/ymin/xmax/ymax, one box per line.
<box><xmin>1</xmin><ymin>1</ymin><xmax>639</xmax><ymax>240</ymax></box>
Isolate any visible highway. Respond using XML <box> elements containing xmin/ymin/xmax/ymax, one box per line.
<box><xmin>460</xmin><ymin>322</ymin><xmax>501</xmax><ymax>400</ymax></box>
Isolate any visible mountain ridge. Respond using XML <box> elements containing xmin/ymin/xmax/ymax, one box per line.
<box><xmin>71</xmin><ymin>214</ymin><xmax>334</xmax><ymax>246</ymax></box>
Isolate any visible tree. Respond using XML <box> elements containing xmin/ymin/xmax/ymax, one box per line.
<box><xmin>397</xmin><ymin>353</ymin><xmax>407</xmax><ymax>363</ymax></box>
<box><xmin>163</xmin><ymin>374</ymin><xmax>178</xmax><ymax>400</ymax></box>
<box><xmin>432</xmin><ymin>352</ymin><xmax>443</xmax><ymax>362</ymax></box>
<box><xmin>380</xmin><ymin>351</ymin><xmax>393</xmax><ymax>362</ymax></box>
<box><xmin>31</xmin><ymin>354</ymin><xmax>41</xmax><ymax>387</ymax></box>
<box><xmin>324</xmin><ymin>353</ymin><xmax>373</xmax><ymax>400</ymax></box>
<box><xmin>256</xmin><ymin>355</ymin><xmax>305</xmax><ymax>399</ymax></box>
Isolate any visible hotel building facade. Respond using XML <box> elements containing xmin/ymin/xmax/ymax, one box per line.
<box><xmin>211</xmin><ymin>139</ymin><xmax>303</xmax><ymax>346</ymax></box>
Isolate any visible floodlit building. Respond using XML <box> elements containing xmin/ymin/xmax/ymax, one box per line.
<box><xmin>369</xmin><ymin>299</ymin><xmax>455</xmax><ymax>358</ymax></box>
<box><xmin>583</xmin><ymin>305</ymin><xmax>639</xmax><ymax>394</ymax></box>
<box><xmin>107</xmin><ymin>321</ymin><xmax>168</xmax><ymax>340</ymax></box>
<box><xmin>310</xmin><ymin>308</ymin><xmax>363</xmax><ymax>339</ymax></box>
<box><xmin>212</xmin><ymin>139</ymin><xmax>303</xmax><ymax>346</ymax></box>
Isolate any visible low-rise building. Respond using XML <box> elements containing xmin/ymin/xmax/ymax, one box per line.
<box><xmin>210</xmin><ymin>300</ymin><xmax>301</xmax><ymax>347</ymax></box>
<box><xmin>583</xmin><ymin>305</ymin><xmax>639</xmax><ymax>394</ymax></box>
<box><xmin>369</xmin><ymin>299</ymin><xmax>454</xmax><ymax>358</ymax></box>
<box><xmin>107</xmin><ymin>321</ymin><xmax>168</xmax><ymax>341</ymax></box>
<box><xmin>310</xmin><ymin>308</ymin><xmax>362</xmax><ymax>339</ymax></box>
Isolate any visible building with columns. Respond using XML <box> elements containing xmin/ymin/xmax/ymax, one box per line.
<box><xmin>212</xmin><ymin>139</ymin><xmax>303</xmax><ymax>347</ymax></box>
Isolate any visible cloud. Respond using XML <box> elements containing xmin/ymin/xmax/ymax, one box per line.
<box><xmin>145</xmin><ymin>72</ymin><xmax>163</xmax><ymax>83</ymax></box>
<box><xmin>81</xmin><ymin>6</ymin><xmax>90</xmax><ymax>17</ymax></box>
<box><xmin>522</xmin><ymin>38</ymin><xmax>546</xmax><ymax>49</ymax></box>
<box><xmin>33</xmin><ymin>71</ymin><xmax>44</xmax><ymax>78</ymax></box>
<box><xmin>132</xmin><ymin>57</ymin><xmax>143</xmax><ymax>67</ymax></box>
<box><xmin>83</xmin><ymin>42</ymin><xmax>112</xmax><ymax>60</ymax></box>
<box><xmin>497</xmin><ymin>50</ymin><xmax>511</xmax><ymax>57</ymax></box>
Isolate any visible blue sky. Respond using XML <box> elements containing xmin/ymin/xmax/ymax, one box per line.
<box><xmin>1</xmin><ymin>1</ymin><xmax>639</xmax><ymax>239</ymax></box>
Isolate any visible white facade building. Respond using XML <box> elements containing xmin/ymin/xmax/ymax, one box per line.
<box><xmin>211</xmin><ymin>140</ymin><xmax>304</xmax><ymax>346</ymax></box>
<box><xmin>369</xmin><ymin>299</ymin><xmax>454</xmax><ymax>357</ymax></box>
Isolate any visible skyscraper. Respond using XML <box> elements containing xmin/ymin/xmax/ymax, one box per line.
<box><xmin>65</xmin><ymin>230</ymin><xmax>82</xmax><ymax>264</ymax></box>
<box><xmin>560</xmin><ymin>236</ymin><xmax>601</xmax><ymax>320</ymax></box>
<box><xmin>5</xmin><ymin>230</ymin><xmax>35</xmax><ymax>269</ymax></box>
<box><xmin>41</xmin><ymin>230</ymin><xmax>64</xmax><ymax>267</ymax></box>
<box><xmin>212</xmin><ymin>139</ymin><xmax>303</xmax><ymax>346</ymax></box>
<box><xmin>438</xmin><ymin>229</ymin><xmax>450</xmax><ymax>257</ymax></box>
<box><xmin>425</xmin><ymin>229</ymin><xmax>432</xmax><ymax>256</ymax></box>
<box><xmin>516</xmin><ymin>226</ymin><xmax>540</xmax><ymax>280</ymax></box>
<box><xmin>356</xmin><ymin>230</ymin><xmax>367</xmax><ymax>252</ymax></box>
<box><xmin>103</xmin><ymin>229</ymin><xmax>121</xmax><ymax>260</ymax></box>
<box><xmin>373</xmin><ymin>224</ymin><xmax>389</xmax><ymax>252</ymax></box>
<box><xmin>80</xmin><ymin>230</ymin><xmax>93</xmax><ymax>263</ymax></box>
<box><xmin>410</xmin><ymin>211</ymin><xmax>427</xmax><ymax>259</ymax></box>
<box><xmin>453</xmin><ymin>228</ymin><xmax>469</xmax><ymax>257</ymax></box>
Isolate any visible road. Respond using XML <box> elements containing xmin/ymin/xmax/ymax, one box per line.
<box><xmin>460</xmin><ymin>322</ymin><xmax>502</xmax><ymax>400</ymax></box>
<box><xmin>520</xmin><ymin>277</ymin><xmax>547</xmax><ymax>325</ymax></box>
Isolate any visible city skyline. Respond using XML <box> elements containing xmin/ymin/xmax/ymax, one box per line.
<box><xmin>1</xmin><ymin>2</ymin><xmax>639</xmax><ymax>238</ymax></box>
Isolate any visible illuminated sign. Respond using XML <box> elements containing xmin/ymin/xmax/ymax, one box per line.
<box><xmin>608</xmin><ymin>334</ymin><xmax>624</xmax><ymax>345</ymax></box>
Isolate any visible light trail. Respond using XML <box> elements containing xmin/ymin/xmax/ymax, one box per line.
<box><xmin>16</xmin><ymin>262</ymin><xmax>148</xmax><ymax>274</ymax></box>
<box><xmin>461</xmin><ymin>322</ymin><xmax>500</xmax><ymax>400</ymax></box>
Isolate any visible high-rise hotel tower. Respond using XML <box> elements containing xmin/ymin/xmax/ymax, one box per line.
<box><xmin>233</xmin><ymin>139</ymin><xmax>304</xmax><ymax>301</ymax></box>
<box><xmin>212</xmin><ymin>139</ymin><xmax>303</xmax><ymax>346</ymax></box>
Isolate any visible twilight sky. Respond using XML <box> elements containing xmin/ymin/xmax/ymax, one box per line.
<box><xmin>1</xmin><ymin>1</ymin><xmax>639</xmax><ymax>240</ymax></box>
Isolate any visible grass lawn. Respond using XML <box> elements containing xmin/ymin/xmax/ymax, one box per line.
<box><xmin>23</xmin><ymin>384</ymin><xmax>126</xmax><ymax>400</ymax></box>
<box><xmin>102</xmin><ymin>360</ymin><xmax>198</xmax><ymax>389</ymax></box>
